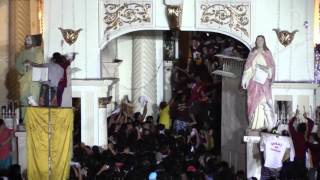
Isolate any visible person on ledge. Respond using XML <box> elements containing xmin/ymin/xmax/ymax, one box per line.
<box><xmin>26</xmin><ymin>52</ymin><xmax>64</xmax><ymax>106</ymax></box>
<box><xmin>56</xmin><ymin>52</ymin><xmax>77</xmax><ymax>107</ymax></box>
<box><xmin>0</xmin><ymin>119</ymin><xmax>14</xmax><ymax>170</ymax></box>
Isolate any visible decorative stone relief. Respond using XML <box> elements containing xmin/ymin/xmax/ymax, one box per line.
<box><xmin>273</xmin><ymin>28</ymin><xmax>298</xmax><ymax>47</ymax></box>
<box><xmin>198</xmin><ymin>1</ymin><xmax>250</xmax><ymax>38</ymax></box>
<box><xmin>103</xmin><ymin>1</ymin><xmax>152</xmax><ymax>33</ymax></box>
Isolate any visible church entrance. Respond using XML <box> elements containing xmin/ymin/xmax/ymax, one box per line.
<box><xmin>101</xmin><ymin>30</ymin><xmax>251</xmax><ymax>172</ymax></box>
<box><xmin>165</xmin><ymin>31</ymin><xmax>250</xmax><ymax>156</ymax></box>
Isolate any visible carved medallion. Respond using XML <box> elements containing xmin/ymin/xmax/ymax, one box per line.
<box><xmin>58</xmin><ymin>28</ymin><xmax>82</xmax><ymax>45</ymax></box>
<box><xmin>273</xmin><ymin>28</ymin><xmax>298</xmax><ymax>47</ymax></box>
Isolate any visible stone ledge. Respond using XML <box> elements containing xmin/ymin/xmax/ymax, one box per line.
<box><xmin>243</xmin><ymin>135</ymin><xmax>260</xmax><ymax>143</ymax></box>
<box><xmin>272</xmin><ymin>82</ymin><xmax>318</xmax><ymax>89</ymax></box>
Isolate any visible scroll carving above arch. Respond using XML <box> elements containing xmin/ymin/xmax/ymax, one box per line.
<box><xmin>200</xmin><ymin>3</ymin><xmax>250</xmax><ymax>37</ymax></box>
<box><xmin>196</xmin><ymin>0</ymin><xmax>251</xmax><ymax>40</ymax></box>
<box><xmin>99</xmin><ymin>0</ymin><xmax>251</xmax><ymax>49</ymax></box>
<box><xmin>103</xmin><ymin>1</ymin><xmax>153</xmax><ymax>34</ymax></box>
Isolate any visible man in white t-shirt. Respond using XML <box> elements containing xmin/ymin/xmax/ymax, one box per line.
<box><xmin>28</xmin><ymin>52</ymin><xmax>64</xmax><ymax>106</ymax></box>
<box><xmin>260</xmin><ymin>133</ymin><xmax>291</xmax><ymax>180</ymax></box>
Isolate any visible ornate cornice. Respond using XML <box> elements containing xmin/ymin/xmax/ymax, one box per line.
<box><xmin>199</xmin><ymin>2</ymin><xmax>250</xmax><ymax>37</ymax></box>
<box><xmin>104</xmin><ymin>2</ymin><xmax>152</xmax><ymax>33</ymax></box>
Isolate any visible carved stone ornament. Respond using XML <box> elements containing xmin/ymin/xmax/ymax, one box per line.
<box><xmin>273</xmin><ymin>28</ymin><xmax>298</xmax><ymax>47</ymax></box>
<box><xmin>200</xmin><ymin>4</ymin><xmax>249</xmax><ymax>36</ymax></box>
<box><xmin>166</xmin><ymin>5</ymin><xmax>183</xmax><ymax>30</ymax></box>
<box><xmin>58</xmin><ymin>28</ymin><xmax>82</xmax><ymax>45</ymax></box>
<box><xmin>104</xmin><ymin>2</ymin><xmax>151</xmax><ymax>33</ymax></box>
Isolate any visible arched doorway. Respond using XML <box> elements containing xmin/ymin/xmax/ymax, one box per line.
<box><xmin>164</xmin><ymin>31</ymin><xmax>250</xmax><ymax>172</ymax></box>
<box><xmin>100</xmin><ymin>30</ymin><xmax>251</xmax><ymax>171</ymax></box>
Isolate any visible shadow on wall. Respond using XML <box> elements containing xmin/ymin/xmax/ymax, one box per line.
<box><xmin>5</xmin><ymin>68</ymin><xmax>20</xmax><ymax>101</ymax></box>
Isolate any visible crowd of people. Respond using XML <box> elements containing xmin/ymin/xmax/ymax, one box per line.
<box><xmin>67</xmin><ymin>33</ymin><xmax>251</xmax><ymax>180</ymax></box>
<box><xmin>169</xmin><ymin>33</ymin><xmax>249</xmax><ymax>152</ymax></box>
<box><xmin>69</xmin><ymin>103</ymin><xmax>246</xmax><ymax>180</ymax></box>
<box><xmin>66</xmin><ymin>33</ymin><xmax>320</xmax><ymax>180</ymax></box>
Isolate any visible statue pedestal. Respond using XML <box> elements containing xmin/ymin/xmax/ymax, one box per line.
<box><xmin>243</xmin><ymin>133</ymin><xmax>261</xmax><ymax>179</ymax></box>
<box><xmin>3</xmin><ymin>118</ymin><xmax>15</xmax><ymax>129</ymax></box>
<box><xmin>15</xmin><ymin>131</ymin><xmax>27</xmax><ymax>173</ymax></box>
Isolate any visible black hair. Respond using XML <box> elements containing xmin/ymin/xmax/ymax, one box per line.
<box><xmin>92</xmin><ymin>146</ymin><xmax>100</xmax><ymax>155</ymax></box>
<box><xmin>52</xmin><ymin>52</ymin><xmax>61</xmax><ymax>60</ymax></box>
<box><xmin>51</xmin><ymin>52</ymin><xmax>65</xmax><ymax>64</ymax></box>
<box><xmin>297</xmin><ymin>123</ymin><xmax>307</xmax><ymax>134</ymax></box>
<box><xmin>157</xmin><ymin>124</ymin><xmax>165</xmax><ymax>131</ymax></box>
<box><xmin>146</xmin><ymin>116</ymin><xmax>153</xmax><ymax>121</ymax></box>
<box><xmin>133</xmin><ymin>112</ymin><xmax>141</xmax><ymax>120</ymax></box>
<box><xmin>281</xmin><ymin>130</ymin><xmax>289</xmax><ymax>136</ymax></box>
<box><xmin>0</xmin><ymin>119</ymin><xmax>4</xmax><ymax>126</ymax></box>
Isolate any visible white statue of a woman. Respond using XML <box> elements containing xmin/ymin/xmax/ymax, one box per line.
<box><xmin>242</xmin><ymin>35</ymin><xmax>277</xmax><ymax>131</ymax></box>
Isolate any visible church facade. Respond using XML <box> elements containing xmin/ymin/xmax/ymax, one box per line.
<box><xmin>0</xmin><ymin>0</ymin><xmax>319</xmax><ymax>175</ymax></box>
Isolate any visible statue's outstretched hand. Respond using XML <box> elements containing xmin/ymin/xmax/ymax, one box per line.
<box><xmin>241</xmin><ymin>80</ymin><xmax>248</xmax><ymax>89</ymax></box>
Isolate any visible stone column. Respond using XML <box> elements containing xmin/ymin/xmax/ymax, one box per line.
<box><xmin>221</xmin><ymin>60</ymin><xmax>247</xmax><ymax>172</ymax></box>
<box><xmin>132</xmin><ymin>31</ymin><xmax>157</xmax><ymax>117</ymax></box>
<box><xmin>7</xmin><ymin>0</ymin><xmax>32</xmax><ymax>102</ymax></box>
<box><xmin>163</xmin><ymin>61</ymin><xmax>172</xmax><ymax>102</ymax></box>
<box><xmin>0</xmin><ymin>0</ymin><xmax>9</xmax><ymax>105</ymax></box>
<box><xmin>9</xmin><ymin>0</ymin><xmax>31</xmax><ymax>66</ymax></box>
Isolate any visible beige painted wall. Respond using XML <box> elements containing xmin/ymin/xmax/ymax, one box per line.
<box><xmin>0</xmin><ymin>0</ymin><xmax>9</xmax><ymax>105</ymax></box>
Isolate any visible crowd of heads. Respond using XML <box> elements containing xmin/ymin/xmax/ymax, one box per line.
<box><xmin>0</xmin><ymin>164</ymin><xmax>24</xmax><ymax>180</ymax></box>
<box><xmin>70</xmin><ymin>121</ymin><xmax>247</xmax><ymax>180</ymax></box>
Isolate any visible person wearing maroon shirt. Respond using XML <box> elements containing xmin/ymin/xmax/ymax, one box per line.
<box><xmin>0</xmin><ymin>119</ymin><xmax>14</xmax><ymax>170</ymax></box>
<box><xmin>55</xmin><ymin>52</ymin><xmax>76</xmax><ymax>106</ymax></box>
<box><xmin>307</xmin><ymin>133</ymin><xmax>320</xmax><ymax>180</ymax></box>
<box><xmin>189</xmin><ymin>76</ymin><xmax>208</xmax><ymax>128</ymax></box>
<box><xmin>288</xmin><ymin>115</ymin><xmax>314</xmax><ymax>179</ymax></box>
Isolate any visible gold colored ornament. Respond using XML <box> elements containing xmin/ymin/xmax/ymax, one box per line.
<box><xmin>273</xmin><ymin>28</ymin><xmax>298</xmax><ymax>47</ymax></box>
<box><xmin>104</xmin><ymin>3</ymin><xmax>151</xmax><ymax>33</ymax></box>
<box><xmin>201</xmin><ymin>4</ymin><xmax>249</xmax><ymax>36</ymax></box>
<box><xmin>166</xmin><ymin>5</ymin><xmax>182</xmax><ymax>30</ymax></box>
<box><xmin>58</xmin><ymin>27</ymin><xmax>82</xmax><ymax>45</ymax></box>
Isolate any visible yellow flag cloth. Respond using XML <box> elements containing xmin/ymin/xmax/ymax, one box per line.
<box><xmin>25</xmin><ymin>107</ymin><xmax>73</xmax><ymax>180</ymax></box>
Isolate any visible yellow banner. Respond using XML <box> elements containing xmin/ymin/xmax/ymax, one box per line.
<box><xmin>25</xmin><ymin>107</ymin><xmax>73</xmax><ymax>180</ymax></box>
